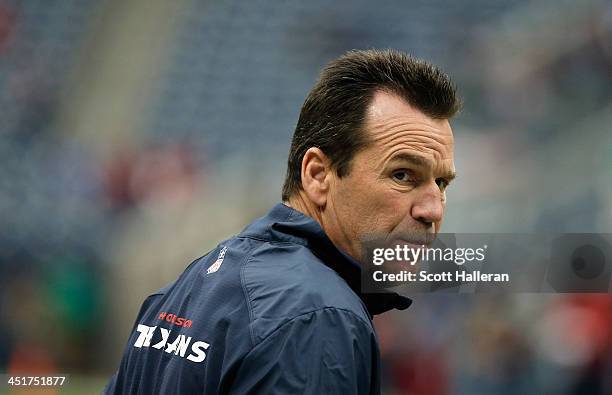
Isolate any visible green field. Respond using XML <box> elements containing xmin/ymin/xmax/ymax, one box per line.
<box><xmin>0</xmin><ymin>376</ymin><xmax>107</xmax><ymax>395</ymax></box>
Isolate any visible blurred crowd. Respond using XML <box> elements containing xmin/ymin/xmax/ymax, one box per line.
<box><xmin>0</xmin><ymin>0</ymin><xmax>610</xmax><ymax>393</ymax></box>
<box><xmin>376</xmin><ymin>294</ymin><xmax>612</xmax><ymax>394</ymax></box>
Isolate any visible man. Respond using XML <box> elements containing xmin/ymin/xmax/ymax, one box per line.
<box><xmin>105</xmin><ymin>49</ymin><xmax>460</xmax><ymax>394</ymax></box>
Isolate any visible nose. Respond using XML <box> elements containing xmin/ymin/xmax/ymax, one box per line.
<box><xmin>410</xmin><ymin>183</ymin><xmax>444</xmax><ymax>230</ymax></box>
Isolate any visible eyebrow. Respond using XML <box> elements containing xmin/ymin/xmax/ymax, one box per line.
<box><xmin>390</xmin><ymin>153</ymin><xmax>431</xmax><ymax>167</ymax></box>
<box><xmin>389</xmin><ymin>153</ymin><xmax>457</xmax><ymax>181</ymax></box>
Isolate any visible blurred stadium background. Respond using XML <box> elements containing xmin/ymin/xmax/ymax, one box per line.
<box><xmin>0</xmin><ymin>0</ymin><xmax>611</xmax><ymax>393</ymax></box>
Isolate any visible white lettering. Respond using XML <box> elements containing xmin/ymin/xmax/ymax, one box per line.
<box><xmin>373</xmin><ymin>249</ymin><xmax>384</xmax><ymax>265</ymax></box>
<box><xmin>187</xmin><ymin>341</ymin><xmax>210</xmax><ymax>363</ymax></box>
<box><xmin>133</xmin><ymin>325</ymin><xmax>156</xmax><ymax>348</ymax></box>
<box><xmin>132</xmin><ymin>324</ymin><xmax>210</xmax><ymax>363</ymax></box>
<box><xmin>152</xmin><ymin>327</ymin><xmax>171</xmax><ymax>349</ymax></box>
<box><xmin>165</xmin><ymin>335</ymin><xmax>181</xmax><ymax>354</ymax></box>
<box><xmin>174</xmin><ymin>335</ymin><xmax>193</xmax><ymax>357</ymax></box>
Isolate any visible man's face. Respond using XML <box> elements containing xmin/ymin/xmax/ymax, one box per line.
<box><xmin>322</xmin><ymin>90</ymin><xmax>455</xmax><ymax>261</ymax></box>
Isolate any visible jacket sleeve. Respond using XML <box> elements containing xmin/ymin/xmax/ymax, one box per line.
<box><xmin>228</xmin><ymin>307</ymin><xmax>378</xmax><ymax>395</ymax></box>
<box><xmin>103</xmin><ymin>293</ymin><xmax>165</xmax><ymax>394</ymax></box>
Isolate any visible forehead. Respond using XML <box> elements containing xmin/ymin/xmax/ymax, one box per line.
<box><xmin>362</xmin><ymin>90</ymin><xmax>454</xmax><ymax>164</ymax></box>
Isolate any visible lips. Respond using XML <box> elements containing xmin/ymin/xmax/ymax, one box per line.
<box><xmin>392</xmin><ymin>233</ymin><xmax>435</xmax><ymax>247</ymax></box>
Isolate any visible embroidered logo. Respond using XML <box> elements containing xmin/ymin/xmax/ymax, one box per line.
<box><xmin>206</xmin><ymin>246</ymin><xmax>227</xmax><ymax>274</ymax></box>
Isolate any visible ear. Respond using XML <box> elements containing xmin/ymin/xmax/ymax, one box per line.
<box><xmin>300</xmin><ymin>147</ymin><xmax>331</xmax><ymax>207</ymax></box>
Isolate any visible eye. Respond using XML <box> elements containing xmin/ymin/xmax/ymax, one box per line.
<box><xmin>391</xmin><ymin>170</ymin><xmax>413</xmax><ymax>183</ymax></box>
<box><xmin>436</xmin><ymin>178</ymin><xmax>450</xmax><ymax>191</ymax></box>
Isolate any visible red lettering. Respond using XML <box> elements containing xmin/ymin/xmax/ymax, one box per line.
<box><xmin>158</xmin><ymin>312</ymin><xmax>193</xmax><ymax>327</ymax></box>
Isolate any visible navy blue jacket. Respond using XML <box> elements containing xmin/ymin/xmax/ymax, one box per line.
<box><xmin>104</xmin><ymin>203</ymin><xmax>411</xmax><ymax>394</ymax></box>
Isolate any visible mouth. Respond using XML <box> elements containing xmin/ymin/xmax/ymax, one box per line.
<box><xmin>392</xmin><ymin>233</ymin><xmax>436</xmax><ymax>248</ymax></box>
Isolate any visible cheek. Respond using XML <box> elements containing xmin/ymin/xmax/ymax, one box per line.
<box><xmin>347</xmin><ymin>185</ymin><xmax>411</xmax><ymax>235</ymax></box>
<box><xmin>338</xmin><ymin>176</ymin><xmax>388</xmax><ymax>212</ymax></box>
<box><xmin>383</xmin><ymin>190</ymin><xmax>414</xmax><ymax>225</ymax></box>
<box><xmin>435</xmin><ymin>199</ymin><xmax>447</xmax><ymax>230</ymax></box>
<box><xmin>331</xmin><ymin>179</ymin><xmax>381</xmax><ymax>233</ymax></box>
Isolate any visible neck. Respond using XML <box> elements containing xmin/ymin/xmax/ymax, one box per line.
<box><xmin>284</xmin><ymin>191</ymin><xmax>323</xmax><ymax>224</ymax></box>
<box><xmin>285</xmin><ymin>192</ymin><xmax>360</xmax><ymax>262</ymax></box>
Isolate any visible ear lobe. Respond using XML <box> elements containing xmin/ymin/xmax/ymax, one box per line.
<box><xmin>300</xmin><ymin>147</ymin><xmax>330</xmax><ymax>207</ymax></box>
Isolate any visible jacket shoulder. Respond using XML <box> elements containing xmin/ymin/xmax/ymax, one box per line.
<box><xmin>241</xmin><ymin>240</ymin><xmax>370</xmax><ymax>344</ymax></box>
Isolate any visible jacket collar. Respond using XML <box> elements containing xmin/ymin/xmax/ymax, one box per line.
<box><xmin>240</xmin><ymin>203</ymin><xmax>412</xmax><ymax>316</ymax></box>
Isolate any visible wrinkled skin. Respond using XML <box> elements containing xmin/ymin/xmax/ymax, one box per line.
<box><xmin>289</xmin><ymin>90</ymin><xmax>455</xmax><ymax>262</ymax></box>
